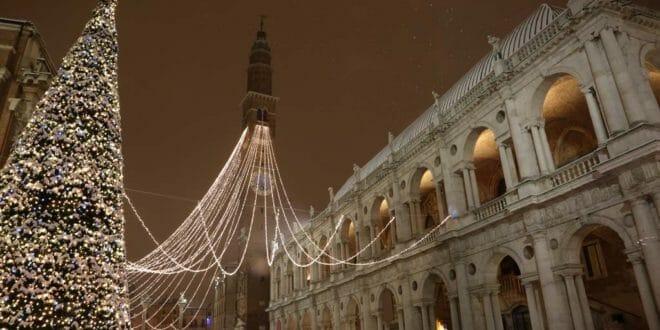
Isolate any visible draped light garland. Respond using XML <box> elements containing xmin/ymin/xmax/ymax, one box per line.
<box><xmin>126</xmin><ymin>125</ymin><xmax>453</xmax><ymax>329</ymax></box>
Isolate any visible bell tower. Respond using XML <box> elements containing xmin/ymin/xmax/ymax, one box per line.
<box><xmin>241</xmin><ymin>16</ymin><xmax>278</xmax><ymax>137</ymax></box>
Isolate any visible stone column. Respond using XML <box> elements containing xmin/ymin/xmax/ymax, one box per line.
<box><xmin>627</xmin><ymin>251</ymin><xmax>660</xmax><ymax>330</ymax></box>
<box><xmin>397</xmin><ymin>308</ymin><xmax>405</xmax><ymax>330</ymax></box>
<box><xmin>342</xmin><ymin>242</ymin><xmax>349</xmax><ymax>267</ymax></box>
<box><xmin>630</xmin><ymin>197</ymin><xmax>660</xmax><ymax>304</ymax></box>
<box><xmin>468</xmin><ymin>165</ymin><xmax>480</xmax><ymax>207</ymax></box>
<box><xmin>537</xmin><ymin>123</ymin><xmax>555</xmax><ymax>172</ymax></box>
<box><xmin>531</xmin><ymin>233</ymin><xmax>572</xmax><ymax>329</ymax></box>
<box><xmin>575</xmin><ymin>275</ymin><xmax>595</xmax><ymax>330</ymax></box>
<box><xmin>420</xmin><ymin>305</ymin><xmax>430</xmax><ymax>330</ymax></box>
<box><xmin>581</xmin><ymin>86</ymin><xmax>608</xmax><ymax>144</ymax></box>
<box><xmin>435</xmin><ymin>181</ymin><xmax>448</xmax><ymax>219</ymax></box>
<box><xmin>522</xmin><ymin>280</ymin><xmax>544</xmax><ymax>330</ymax></box>
<box><xmin>376</xmin><ymin>311</ymin><xmax>383</xmax><ymax>330</ymax></box>
<box><xmin>462</xmin><ymin>168</ymin><xmax>475</xmax><ymax>209</ymax></box>
<box><xmin>619</xmin><ymin>30</ymin><xmax>660</xmax><ymax>124</ymax></box>
<box><xmin>653</xmin><ymin>192</ymin><xmax>660</xmax><ymax>227</ymax></box>
<box><xmin>599</xmin><ymin>27</ymin><xmax>646</xmax><ymax>125</ymax></box>
<box><xmin>529</xmin><ymin>125</ymin><xmax>550</xmax><ymax>174</ymax></box>
<box><xmin>583</xmin><ymin>38</ymin><xmax>628</xmax><ymax>133</ymax></box>
<box><xmin>505</xmin><ymin>145</ymin><xmax>519</xmax><ymax>185</ymax></box>
<box><xmin>411</xmin><ymin>199</ymin><xmax>422</xmax><ymax>231</ymax></box>
<box><xmin>498</xmin><ymin>143</ymin><xmax>514</xmax><ymax>190</ymax></box>
<box><xmin>428</xmin><ymin>304</ymin><xmax>437</xmax><ymax>330</ymax></box>
<box><xmin>504</xmin><ymin>97</ymin><xmax>540</xmax><ymax>179</ymax></box>
<box><xmin>449</xmin><ymin>296</ymin><xmax>461</xmax><ymax>330</ymax></box>
<box><xmin>561</xmin><ymin>274</ymin><xmax>586</xmax><ymax>330</ymax></box>
<box><xmin>481</xmin><ymin>292</ymin><xmax>496</xmax><ymax>330</ymax></box>
<box><xmin>311</xmin><ymin>308</ymin><xmax>318</xmax><ymax>330</ymax></box>
<box><xmin>491</xmin><ymin>290</ymin><xmax>504</xmax><ymax>330</ymax></box>
<box><xmin>455</xmin><ymin>262</ymin><xmax>475</xmax><ymax>329</ymax></box>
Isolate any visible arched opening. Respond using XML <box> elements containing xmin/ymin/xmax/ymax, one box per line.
<box><xmin>372</xmin><ymin>197</ymin><xmax>394</xmax><ymax>251</ymax></box>
<box><xmin>497</xmin><ymin>256</ymin><xmax>530</xmax><ymax>330</ymax></box>
<box><xmin>473</xmin><ymin>128</ymin><xmax>506</xmax><ymax>203</ymax></box>
<box><xmin>340</xmin><ymin>218</ymin><xmax>358</xmax><ymax>264</ymax></box>
<box><xmin>413</xmin><ymin>168</ymin><xmax>448</xmax><ymax>230</ymax></box>
<box><xmin>319</xmin><ymin>236</ymin><xmax>330</xmax><ymax>281</ymax></box>
<box><xmin>422</xmin><ymin>274</ymin><xmax>453</xmax><ymax>330</ymax></box>
<box><xmin>347</xmin><ymin>220</ymin><xmax>357</xmax><ymax>263</ymax></box>
<box><xmin>302</xmin><ymin>310</ymin><xmax>312</xmax><ymax>330</ymax></box>
<box><xmin>286</xmin><ymin>315</ymin><xmax>296</xmax><ymax>330</ymax></box>
<box><xmin>577</xmin><ymin>225</ymin><xmax>649</xmax><ymax>329</ymax></box>
<box><xmin>379</xmin><ymin>288</ymin><xmax>399</xmax><ymax>330</ymax></box>
<box><xmin>322</xmin><ymin>306</ymin><xmax>333</xmax><ymax>330</ymax></box>
<box><xmin>542</xmin><ymin>75</ymin><xmax>597</xmax><ymax>168</ymax></box>
<box><xmin>645</xmin><ymin>49</ymin><xmax>660</xmax><ymax>104</ymax></box>
<box><xmin>302</xmin><ymin>249</ymin><xmax>311</xmax><ymax>289</ymax></box>
<box><xmin>347</xmin><ymin>297</ymin><xmax>362</xmax><ymax>330</ymax></box>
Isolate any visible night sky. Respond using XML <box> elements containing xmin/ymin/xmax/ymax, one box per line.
<box><xmin>2</xmin><ymin>0</ymin><xmax>657</xmax><ymax>260</ymax></box>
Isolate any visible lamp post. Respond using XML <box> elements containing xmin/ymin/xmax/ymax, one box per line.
<box><xmin>178</xmin><ymin>293</ymin><xmax>188</xmax><ymax>329</ymax></box>
<box><xmin>140</xmin><ymin>296</ymin><xmax>152</xmax><ymax>330</ymax></box>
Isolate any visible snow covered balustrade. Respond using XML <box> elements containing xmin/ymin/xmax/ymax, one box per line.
<box><xmin>548</xmin><ymin>151</ymin><xmax>600</xmax><ymax>188</ymax></box>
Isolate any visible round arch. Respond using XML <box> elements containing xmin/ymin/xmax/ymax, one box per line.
<box><xmin>560</xmin><ymin>214</ymin><xmax>635</xmax><ymax>265</ymax></box>
<box><xmin>346</xmin><ymin>296</ymin><xmax>362</xmax><ymax>330</ymax></box>
<box><xmin>529</xmin><ymin>71</ymin><xmax>588</xmax><ymax>118</ymax></box>
<box><xmin>464</xmin><ymin>126</ymin><xmax>507</xmax><ymax>203</ymax></box>
<box><xmin>340</xmin><ymin>217</ymin><xmax>358</xmax><ymax>263</ymax></box>
<box><xmin>462</xmin><ymin>125</ymin><xmax>499</xmax><ymax>161</ymax></box>
<box><xmin>481</xmin><ymin>245</ymin><xmax>529</xmax><ymax>284</ymax></box>
<box><xmin>370</xmin><ymin>195</ymin><xmax>394</xmax><ymax>250</ymax></box>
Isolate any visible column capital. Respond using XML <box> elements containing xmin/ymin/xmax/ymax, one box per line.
<box><xmin>625</xmin><ymin>247</ymin><xmax>644</xmax><ymax>264</ymax></box>
<box><xmin>552</xmin><ymin>263</ymin><xmax>584</xmax><ymax>277</ymax></box>
<box><xmin>520</xmin><ymin>273</ymin><xmax>540</xmax><ymax>286</ymax></box>
<box><xmin>0</xmin><ymin>66</ymin><xmax>11</xmax><ymax>84</ymax></box>
<box><xmin>579</xmin><ymin>84</ymin><xmax>595</xmax><ymax>95</ymax></box>
<box><xmin>630</xmin><ymin>196</ymin><xmax>651</xmax><ymax>207</ymax></box>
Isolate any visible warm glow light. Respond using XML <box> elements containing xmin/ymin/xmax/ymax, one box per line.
<box><xmin>473</xmin><ymin>129</ymin><xmax>498</xmax><ymax>160</ymax></box>
<box><xmin>420</xmin><ymin>169</ymin><xmax>435</xmax><ymax>192</ymax></box>
<box><xmin>436</xmin><ymin>320</ymin><xmax>447</xmax><ymax>330</ymax></box>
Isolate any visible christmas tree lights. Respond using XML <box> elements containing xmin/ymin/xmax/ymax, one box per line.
<box><xmin>0</xmin><ymin>0</ymin><xmax>130</xmax><ymax>328</ymax></box>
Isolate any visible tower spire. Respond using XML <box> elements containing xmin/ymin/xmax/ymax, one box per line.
<box><xmin>247</xmin><ymin>16</ymin><xmax>272</xmax><ymax>95</ymax></box>
<box><xmin>241</xmin><ymin>16</ymin><xmax>279</xmax><ymax>137</ymax></box>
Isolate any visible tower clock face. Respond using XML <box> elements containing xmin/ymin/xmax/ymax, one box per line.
<box><xmin>253</xmin><ymin>171</ymin><xmax>273</xmax><ymax>196</ymax></box>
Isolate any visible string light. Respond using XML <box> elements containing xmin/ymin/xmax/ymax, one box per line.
<box><xmin>125</xmin><ymin>124</ymin><xmax>456</xmax><ymax>329</ymax></box>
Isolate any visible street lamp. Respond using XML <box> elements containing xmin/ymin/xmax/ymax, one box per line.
<box><xmin>140</xmin><ymin>296</ymin><xmax>152</xmax><ymax>330</ymax></box>
<box><xmin>178</xmin><ymin>293</ymin><xmax>188</xmax><ymax>329</ymax></box>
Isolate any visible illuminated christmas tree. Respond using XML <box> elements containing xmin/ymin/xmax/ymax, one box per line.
<box><xmin>0</xmin><ymin>0</ymin><xmax>130</xmax><ymax>328</ymax></box>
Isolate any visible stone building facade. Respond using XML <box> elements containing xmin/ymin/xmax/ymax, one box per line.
<box><xmin>0</xmin><ymin>18</ymin><xmax>54</xmax><ymax>166</ymax></box>
<box><xmin>268</xmin><ymin>1</ymin><xmax>660</xmax><ymax>330</ymax></box>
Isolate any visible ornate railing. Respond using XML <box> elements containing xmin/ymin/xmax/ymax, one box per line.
<box><xmin>475</xmin><ymin>194</ymin><xmax>508</xmax><ymax>221</ymax></box>
<box><xmin>549</xmin><ymin>151</ymin><xmax>600</xmax><ymax>188</ymax></box>
<box><xmin>500</xmin><ymin>274</ymin><xmax>525</xmax><ymax>306</ymax></box>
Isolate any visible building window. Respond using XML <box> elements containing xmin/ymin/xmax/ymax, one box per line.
<box><xmin>582</xmin><ymin>239</ymin><xmax>607</xmax><ymax>280</ymax></box>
